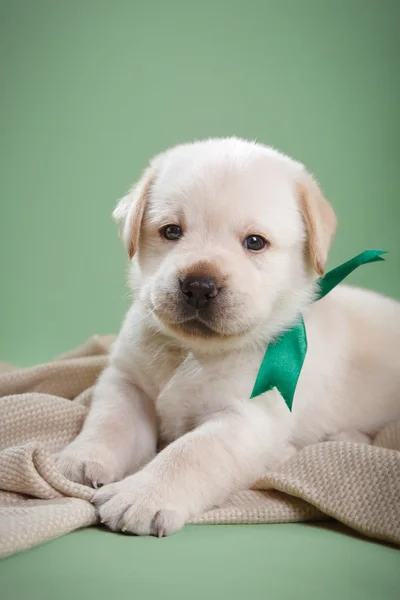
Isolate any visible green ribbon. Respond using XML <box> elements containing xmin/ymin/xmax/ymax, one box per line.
<box><xmin>250</xmin><ymin>250</ymin><xmax>387</xmax><ymax>410</ymax></box>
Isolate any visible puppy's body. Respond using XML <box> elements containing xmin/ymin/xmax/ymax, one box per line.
<box><xmin>56</xmin><ymin>138</ymin><xmax>400</xmax><ymax>536</ymax></box>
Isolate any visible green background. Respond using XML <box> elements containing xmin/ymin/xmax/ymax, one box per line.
<box><xmin>1</xmin><ymin>525</ymin><xmax>400</xmax><ymax>600</ymax></box>
<box><xmin>1</xmin><ymin>0</ymin><xmax>399</xmax><ymax>366</ymax></box>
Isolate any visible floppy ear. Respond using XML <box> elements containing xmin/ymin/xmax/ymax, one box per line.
<box><xmin>297</xmin><ymin>172</ymin><xmax>337</xmax><ymax>276</ymax></box>
<box><xmin>113</xmin><ymin>167</ymin><xmax>154</xmax><ymax>259</ymax></box>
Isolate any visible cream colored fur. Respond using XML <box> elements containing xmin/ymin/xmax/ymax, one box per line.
<box><xmin>55</xmin><ymin>138</ymin><xmax>400</xmax><ymax>537</ymax></box>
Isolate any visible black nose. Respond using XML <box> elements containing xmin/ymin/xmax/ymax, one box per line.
<box><xmin>180</xmin><ymin>276</ymin><xmax>218</xmax><ymax>309</ymax></box>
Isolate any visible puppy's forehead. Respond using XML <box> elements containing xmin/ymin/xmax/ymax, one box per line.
<box><xmin>149</xmin><ymin>144</ymin><xmax>303</xmax><ymax>240</ymax></box>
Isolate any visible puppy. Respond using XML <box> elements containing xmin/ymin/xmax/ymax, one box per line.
<box><xmin>56</xmin><ymin>137</ymin><xmax>400</xmax><ymax>537</ymax></box>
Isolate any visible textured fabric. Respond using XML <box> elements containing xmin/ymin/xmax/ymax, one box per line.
<box><xmin>251</xmin><ymin>250</ymin><xmax>386</xmax><ymax>407</ymax></box>
<box><xmin>0</xmin><ymin>335</ymin><xmax>399</xmax><ymax>558</ymax></box>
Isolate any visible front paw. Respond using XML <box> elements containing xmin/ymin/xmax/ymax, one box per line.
<box><xmin>54</xmin><ymin>441</ymin><xmax>125</xmax><ymax>488</ymax></box>
<box><xmin>92</xmin><ymin>474</ymin><xmax>185</xmax><ymax>537</ymax></box>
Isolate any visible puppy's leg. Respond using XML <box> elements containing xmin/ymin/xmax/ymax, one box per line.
<box><xmin>93</xmin><ymin>399</ymin><xmax>286</xmax><ymax>536</ymax></box>
<box><xmin>55</xmin><ymin>366</ymin><xmax>157</xmax><ymax>487</ymax></box>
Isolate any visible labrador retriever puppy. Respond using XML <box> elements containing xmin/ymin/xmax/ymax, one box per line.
<box><xmin>56</xmin><ymin>137</ymin><xmax>400</xmax><ymax>537</ymax></box>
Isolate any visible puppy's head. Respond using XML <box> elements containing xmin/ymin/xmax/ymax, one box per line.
<box><xmin>114</xmin><ymin>138</ymin><xmax>336</xmax><ymax>350</ymax></box>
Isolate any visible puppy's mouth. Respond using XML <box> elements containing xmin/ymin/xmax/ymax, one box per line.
<box><xmin>155</xmin><ymin>311</ymin><xmax>225</xmax><ymax>338</ymax></box>
<box><xmin>168</xmin><ymin>316</ymin><xmax>222</xmax><ymax>338</ymax></box>
<box><xmin>152</xmin><ymin>304</ymin><xmax>235</xmax><ymax>339</ymax></box>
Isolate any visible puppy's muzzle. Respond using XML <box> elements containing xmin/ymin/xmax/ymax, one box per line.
<box><xmin>180</xmin><ymin>276</ymin><xmax>219</xmax><ymax>310</ymax></box>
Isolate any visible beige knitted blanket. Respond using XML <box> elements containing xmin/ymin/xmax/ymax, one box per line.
<box><xmin>1</xmin><ymin>336</ymin><xmax>399</xmax><ymax>558</ymax></box>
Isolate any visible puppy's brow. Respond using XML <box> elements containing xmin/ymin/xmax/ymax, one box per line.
<box><xmin>146</xmin><ymin>207</ymin><xmax>184</xmax><ymax>228</ymax></box>
<box><xmin>146</xmin><ymin>217</ymin><xmax>178</xmax><ymax>230</ymax></box>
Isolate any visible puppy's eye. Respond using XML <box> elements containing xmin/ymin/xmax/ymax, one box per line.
<box><xmin>161</xmin><ymin>224</ymin><xmax>182</xmax><ymax>241</ymax></box>
<box><xmin>244</xmin><ymin>235</ymin><xmax>268</xmax><ymax>251</ymax></box>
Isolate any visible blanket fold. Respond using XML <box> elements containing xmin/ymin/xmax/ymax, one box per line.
<box><xmin>1</xmin><ymin>336</ymin><xmax>399</xmax><ymax>558</ymax></box>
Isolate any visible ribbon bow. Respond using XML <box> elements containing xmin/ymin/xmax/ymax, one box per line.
<box><xmin>250</xmin><ymin>250</ymin><xmax>387</xmax><ymax>410</ymax></box>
